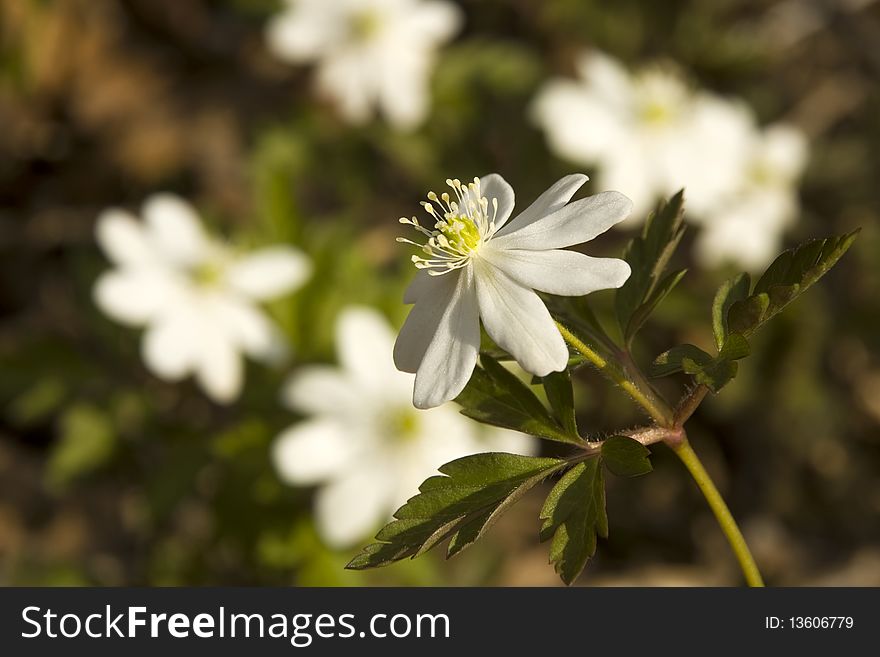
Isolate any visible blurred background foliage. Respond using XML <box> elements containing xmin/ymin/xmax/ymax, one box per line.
<box><xmin>0</xmin><ymin>0</ymin><xmax>878</xmax><ymax>586</ymax></box>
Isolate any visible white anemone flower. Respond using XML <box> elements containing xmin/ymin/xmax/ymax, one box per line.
<box><xmin>272</xmin><ymin>306</ymin><xmax>536</xmax><ymax>548</ymax></box>
<box><xmin>393</xmin><ymin>174</ymin><xmax>632</xmax><ymax>409</ymax></box>
<box><xmin>531</xmin><ymin>51</ymin><xmax>754</xmax><ymax>220</ymax></box>
<box><xmin>695</xmin><ymin>123</ymin><xmax>809</xmax><ymax>270</ymax></box>
<box><xmin>266</xmin><ymin>0</ymin><xmax>462</xmax><ymax>130</ymax></box>
<box><xmin>93</xmin><ymin>194</ymin><xmax>311</xmax><ymax>403</ymax></box>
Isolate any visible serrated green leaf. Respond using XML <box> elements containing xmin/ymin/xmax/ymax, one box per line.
<box><xmin>616</xmin><ymin>191</ymin><xmax>686</xmax><ymax>345</ymax></box>
<box><xmin>437</xmin><ymin>452</ymin><xmax>562</xmax><ymax>483</ymax></box>
<box><xmin>456</xmin><ymin>360</ymin><xmax>579</xmax><ymax>445</ymax></box>
<box><xmin>624</xmin><ymin>268</ymin><xmax>687</xmax><ymax>342</ymax></box>
<box><xmin>446</xmin><ymin>473</ymin><xmax>542</xmax><ymax>558</ymax></box>
<box><xmin>345</xmin><ymin>542</ymin><xmax>415</xmax><ymax>570</ymax></box>
<box><xmin>541</xmin><ymin>370</ymin><xmax>579</xmax><ymax>439</ymax></box>
<box><xmin>650</xmin><ymin>344</ymin><xmax>713</xmax><ymax>377</ymax></box>
<box><xmin>480</xmin><ymin>355</ymin><xmax>553</xmax><ymax>423</ymax></box>
<box><xmin>712</xmin><ymin>273</ymin><xmax>751</xmax><ymax>351</ymax></box>
<box><xmin>601</xmin><ymin>436</ymin><xmax>653</xmax><ymax>477</ymax></box>
<box><xmin>347</xmin><ymin>453</ymin><xmax>565</xmax><ymax>570</ymax></box>
<box><xmin>726</xmin><ymin>231</ymin><xmax>859</xmax><ymax>338</ymax></box>
<box><xmin>539</xmin><ymin>459</ymin><xmax>607</xmax><ymax>584</ymax></box>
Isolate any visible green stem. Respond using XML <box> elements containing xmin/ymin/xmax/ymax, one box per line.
<box><xmin>671</xmin><ymin>439</ymin><xmax>765</xmax><ymax>587</ymax></box>
<box><xmin>556</xmin><ymin>322</ymin><xmax>673</xmax><ymax>426</ymax></box>
<box><xmin>555</xmin><ymin>321</ymin><xmax>763</xmax><ymax>586</ymax></box>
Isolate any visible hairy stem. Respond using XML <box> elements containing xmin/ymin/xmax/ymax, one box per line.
<box><xmin>575</xmin><ymin>426</ymin><xmax>682</xmax><ymax>458</ymax></box>
<box><xmin>671</xmin><ymin>439</ymin><xmax>765</xmax><ymax>587</ymax></box>
<box><xmin>674</xmin><ymin>384</ymin><xmax>710</xmax><ymax>425</ymax></box>
<box><xmin>556</xmin><ymin>322</ymin><xmax>673</xmax><ymax>426</ymax></box>
<box><xmin>556</xmin><ymin>320</ymin><xmax>763</xmax><ymax>586</ymax></box>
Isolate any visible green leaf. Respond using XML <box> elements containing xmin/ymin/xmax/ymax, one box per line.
<box><xmin>728</xmin><ymin>294</ymin><xmax>769</xmax><ymax>335</ymax></box>
<box><xmin>455</xmin><ymin>357</ymin><xmax>580</xmax><ymax>445</ymax></box>
<box><xmin>682</xmin><ymin>356</ymin><xmax>738</xmax><ymax>393</ymax></box>
<box><xmin>347</xmin><ymin>453</ymin><xmax>566</xmax><ymax>570</ymax></box>
<box><xmin>624</xmin><ymin>268</ymin><xmax>687</xmax><ymax>343</ymax></box>
<box><xmin>601</xmin><ymin>436</ymin><xmax>653</xmax><ymax>477</ymax></box>
<box><xmin>650</xmin><ymin>344</ymin><xmax>713</xmax><ymax>377</ymax></box>
<box><xmin>539</xmin><ymin>459</ymin><xmax>607</xmax><ymax>585</ymax></box>
<box><xmin>651</xmin><ymin>339</ymin><xmax>744</xmax><ymax>392</ymax></box>
<box><xmin>686</xmin><ymin>232</ymin><xmax>856</xmax><ymax>394</ymax></box>
<box><xmin>616</xmin><ymin>191</ymin><xmax>686</xmax><ymax>345</ymax></box>
<box><xmin>480</xmin><ymin>355</ymin><xmax>552</xmax><ymax>423</ymax></box>
<box><xmin>727</xmin><ymin>231</ymin><xmax>859</xmax><ymax>338</ymax></box>
<box><xmin>712</xmin><ymin>273</ymin><xmax>751</xmax><ymax>351</ymax></box>
<box><xmin>543</xmin><ymin>296</ymin><xmax>616</xmax><ymax>364</ymax></box>
<box><xmin>719</xmin><ymin>333</ymin><xmax>750</xmax><ymax>361</ymax></box>
<box><xmin>7</xmin><ymin>377</ymin><xmax>67</xmax><ymax>427</ymax></box>
<box><xmin>46</xmin><ymin>405</ymin><xmax>116</xmax><ymax>491</ymax></box>
<box><xmin>541</xmin><ymin>370</ymin><xmax>579</xmax><ymax>439</ymax></box>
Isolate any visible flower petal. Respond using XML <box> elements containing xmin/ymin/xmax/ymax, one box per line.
<box><xmin>696</xmin><ymin>191</ymin><xmax>792</xmax><ymax>271</ymax></box>
<box><xmin>374</xmin><ymin>38</ymin><xmax>432</xmax><ymax>131</ymax></box>
<box><xmin>93</xmin><ymin>270</ymin><xmax>178</xmax><ymax>326</ymax></box>
<box><xmin>758</xmin><ymin>123</ymin><xmax>808</xmax><ymax>182</ymax></box>
<box><xmin>477</xmin><ymin>173</ymin><xmax>516</xmax><ymax>230</ymax></box>
<box><xmin>208</xmin><ymin>295</ymin><xmax>281</xmax><ymax>361</ymax></box>
<box><xmin>336</xmin><ymin>306</ymin><xmax>397</xmax><ymax>386</ymax></box>
<box><xmin>272</xmin><ymin>418</ymin><xmax>357</xmax><ymax>486</ymax></box>
<box><xmin>142</xmin><ymin>194</ymin><xmax>209</xmax><ymax>267</ymax></box>
<box><xmin>95</xmin><ymin>209</ymin><xmax>157</xmax><ymax>268</ymax></box>
<box><xmin>265</xmin><ymin>2</ymin><xmax>340</xmax><ymax>62</ymax></box>
<box><xmin>194</xmin><ymin>329</ymin><xmax>244</xmax><ymax>403</ymax></box>
<box><xmin>481</xmin><ymin>246</ymin><xmax>631</xmax><ymax>296</ymax></box>
<box><xmin>497</xmin><ymin>174</ymin><xmax>588</xmax><ymax>237</ymax></box>
<box><xmin>315</xmin><ymin>462</ymin><xmax>394</xmax><ymax>547</ymax></box>
<box><xmin>281</xmin><ymin>366</ymin><xmax>363</xmax><ymax>416</ymax></box>
<box><xmin>404</xmin><ymin>0</ymin><xmax>463</xmax><ymax>43</ymax></box>
<box><xmin>412</xmin><ymin>268</ymin><xmax>480</xmax><ymax>409</ymax></box>
<box><xmin>474</xmin><ymin>260</ymin><xmax>568</xmax><ymax>376</ymax></box>
<box><xmin>531</xmin><ymin>81</ymin><xmax>623</xmax><ymax>163</ymax></box>
<box><xmin>402</xmin><ymin>269</ymin><xmax>437</xmax><ymax>304</ymax></box>
<box><xmin>316</xmin><ymin>51</ymin><xmax>375</xmax><ymax>124</ymax></box>
<box><xmin>379</xmin><ymin>64</ymin><xmax>429</xmax><ymax>130</ymax></box>
<box><xmin>491</xmin><ymin>191</ymin><xmax>632</xmax><ymax>251</ymax></box>
<box><xmin>597</xmin><ymin>146</ymin><xmax>660</xmax><ymax>221</ymax></box>
<box><xmin>141</xmin><ymin>309</ymin><xmax>200</xmax><ymax>381</ymax></box>
<box><xmin>576</xmin><ymin>51</ymin><xmax>634</xmax><ymax>109</ymax></box>
<box><xmin>225</xmin><ymin>246</ymin><xmax>312</xmax><ymax>301</ymax></box>
<box><xmin>394</xmin><ymin>269</ymin><xmax>461</xmax><ymax>373</ymax></box>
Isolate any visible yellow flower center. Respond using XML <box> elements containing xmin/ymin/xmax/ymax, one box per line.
<box><xmin>386</xmin><ymin>407</ymin><xmax>421</xmax><ymax>443</ymax></box>
<box><xmin>350</xmin><ymin>10</ymin><xmax>382</xmax><ymax>41</ymax></box>
<box><xmin>193</xmin><ymin>261</ymin><xmax>223</xmax><ymax>288</ymax></box>
<box><xmin>439</xmin><ymin>215</ymin><xmax>482</xmax><ymax>252</ymax></box>
<box><xmin>396</xmin><ymin>177</ymin><xmax>500</xmax><ymax>276</ymax></box>
<box><xmin>749</xmin><ymin>161</ymin><xmax>776</xmax><ymax>187</ymax></box>
<box><xmin>640</xmin><ymin>100</ymin><xmax>672</xmax><ymax>124</ymax></box>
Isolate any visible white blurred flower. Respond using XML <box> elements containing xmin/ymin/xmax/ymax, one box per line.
<box><xmin>272</xmin><ymin>306</ymin><xmax>535</xmax><ymax>548</ymax></box>
<box><xmin>266</xmin><ymin>0</ymin><xmax>461</xmax><ymax>130</ymax></box>
<box><xmin>531</xmin><ymin>51</ymin><xmax>754</xmax><ymax>220</ymax></box>
<box><xmin>394</xmin><ymin>174</ymin><xmax>631</xmax><ymax>409</ymax></box>
<box><xmin>695</xmin><ymin>124</ymin><xmax>809</xmax><ymax>270</ymax></box>
<box><xmin>93</xmin><ymin>194</ymin><xmax>311</xmax><ymax>403</ymax></box>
